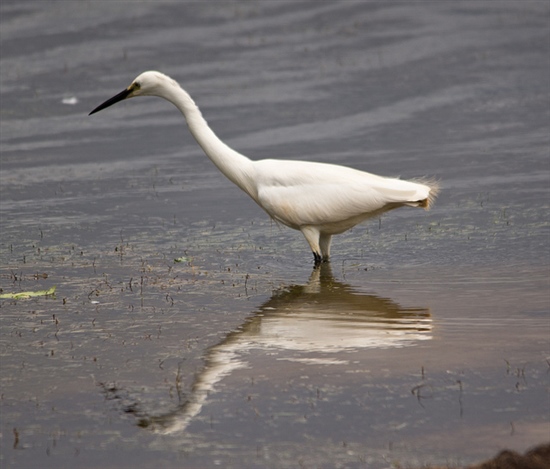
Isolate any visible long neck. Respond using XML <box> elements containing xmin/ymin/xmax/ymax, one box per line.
<box><xmin>161</xmin><ymin>85</ymin><xmax>257</xmax><ymax>198</ymax></box>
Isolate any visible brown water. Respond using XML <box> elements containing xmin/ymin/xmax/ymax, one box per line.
<box><xmin>1</xmin><ymin>2</ymin><xmax>549</xmax><ymax>468</ymax></box>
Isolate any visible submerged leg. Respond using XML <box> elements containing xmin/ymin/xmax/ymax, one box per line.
<box><xmin>300</xmin><ymin>226</ymin><xmax>322</xmax><ymax>264</ymax></box>
<box><xmin>319</xmin><ymin>233</ymin><xmax>332</xmax><ymax>261</ymax></box>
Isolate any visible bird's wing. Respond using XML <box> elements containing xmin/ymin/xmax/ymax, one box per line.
<box><xmin>254</xmin><ymin>160</ymin><xmax>430</xmax><ymax>228</ymax></box>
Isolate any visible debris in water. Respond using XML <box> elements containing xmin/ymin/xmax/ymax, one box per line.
<box><xmin>62</xmin><ymin>96</ymin><xmax>79</xmax><ymax>105</ymax></box>
<box><xmin>0</xmin><ymin>286</ymin><xmax>56</xmax><ymax>299</ymax></box>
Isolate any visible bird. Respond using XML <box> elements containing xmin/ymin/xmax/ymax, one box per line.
<box><xmin>89</xmin><ymin>71</ymin><xmax>439</xmax><ymax>264</ymax></box>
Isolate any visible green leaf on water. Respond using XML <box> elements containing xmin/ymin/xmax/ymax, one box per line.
<box><xmin>0</xmin><ymin>286</ymin><xmax>56</xmax><ymax>299</ymax></box>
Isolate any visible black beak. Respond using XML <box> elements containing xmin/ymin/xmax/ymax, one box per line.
<box><xmin>89</xmin><ymin>88</ymin><xmax>132</xmax><ymax>115</ymax></box>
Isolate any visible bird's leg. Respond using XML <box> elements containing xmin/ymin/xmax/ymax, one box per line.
<box><xmin>313</xmin><ymin>251</ymin><xmax>323</xmax><ymax>265</ymax></box>
<box><xmin>301</xmin><ymin>226</ymin><xmax>324</xmax><ymax>265</ymax></box>
<box><xmin>319</xmin><ymin>233</ymin><xmax>332</xmax><ymax>262</ymax></box>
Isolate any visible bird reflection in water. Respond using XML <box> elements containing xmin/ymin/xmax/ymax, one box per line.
<box><xmin>137</xmin><ymin>264</ymin><xmax>432</xmax><ymax>434</ymax></box>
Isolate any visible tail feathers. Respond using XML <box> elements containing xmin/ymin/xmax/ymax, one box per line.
<box><xmin>409</xmin><ymin>178</ymin><xmax>440</xmax><ymax>210</ymax></box>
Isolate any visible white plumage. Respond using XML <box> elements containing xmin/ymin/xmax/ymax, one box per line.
<box><xmin>90</xmin><ymin>71</ymin><xmax>439</xmax><ymax>263</ymax></box>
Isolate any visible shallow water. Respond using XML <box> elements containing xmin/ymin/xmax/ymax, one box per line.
<box><xmin>1</xmin><ymin>2</ymin><xmax>549</xmax><ymax>468</ymax></box>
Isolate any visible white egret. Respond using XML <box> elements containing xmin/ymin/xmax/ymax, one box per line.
<box><xmin>90</xmin><ymin>71</ymin><xmax>439</xmax><ymax>263</ymax></box>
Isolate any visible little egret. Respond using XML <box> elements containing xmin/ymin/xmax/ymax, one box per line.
<box><xmin>90</xmin><ymin>71</ymin><xmax>439</xmax><ymax>263</ymax></box>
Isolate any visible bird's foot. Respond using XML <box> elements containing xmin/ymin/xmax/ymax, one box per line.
<box><xmin>312</xmin><ymin>252</ymin><xmax>329</xmax><ymax>266</ymax></box>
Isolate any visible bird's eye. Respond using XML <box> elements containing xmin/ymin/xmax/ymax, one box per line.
<box><xmin>133</xmin><ymin>82</ymin><xmax>141</xmax><ymax>90</ymax></box>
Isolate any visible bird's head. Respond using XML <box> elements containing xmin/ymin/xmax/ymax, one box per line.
<box><xmin>89</xmin><ymin>71</ymin><xmax>178</xmax><ymax>115</ymax></box>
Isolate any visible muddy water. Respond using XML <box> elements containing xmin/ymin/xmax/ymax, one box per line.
<box><xmin>1</xmin><ymin>2</ymin><xmax>549</xmax><ymax>468</ymax></box>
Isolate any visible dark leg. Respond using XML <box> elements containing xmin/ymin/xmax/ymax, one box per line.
<box><xmin>313</xmin><ymin>251</ymin><xmax>322</xmax><ymax>265</ymax></box>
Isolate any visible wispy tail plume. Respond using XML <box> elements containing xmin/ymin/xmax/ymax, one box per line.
<box><xmin>415</xmin><ymin>178</ymin><xmax>440</xmax><ymax>210</ymax></box>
